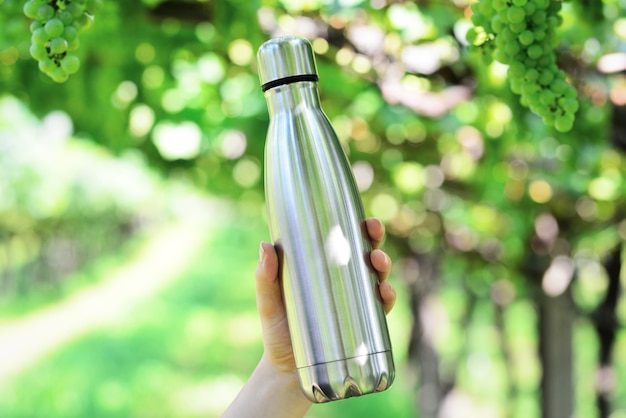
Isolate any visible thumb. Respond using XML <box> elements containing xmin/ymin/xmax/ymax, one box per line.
<box><xmin>255</xmin><ymin>242</ymin><xmax>285</xmax><ymax>326</ymax></box>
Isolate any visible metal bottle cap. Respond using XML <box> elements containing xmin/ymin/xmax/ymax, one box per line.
<box><xmin>257</xmin><ymin>36</ymin><xmax>319</xmax><ymax>92</ymax></box>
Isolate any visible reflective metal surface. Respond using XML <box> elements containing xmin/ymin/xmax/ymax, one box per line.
<box><xmin>257</xmin><ymin>36</ymin><xmax>317</xmax><ymax>87</ymax></box>
<box><xmin>258</xmin><ymin>37</ymin><xmax>394</xmax><ymax>403</ymax></box>
<box><xmin>299</xmin><ymin>351</ymin><xmax>395</xmax><ymax>403</ymax></box>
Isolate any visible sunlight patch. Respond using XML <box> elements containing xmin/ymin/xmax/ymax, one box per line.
<box><xmin>152</xmin><ymin>121</ymin><xmax>202</xmax><ymax>160</ymax></box>
<box><xmin>172</xmin><ymin>375</ymin><xmax>243</xmax><ymax>416</ymax></box>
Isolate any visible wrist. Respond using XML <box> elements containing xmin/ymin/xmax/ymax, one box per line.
<box><xmin>257</xmin><ymin>354</ymin><xmax>312</xmax><ymax>410</ymax></box>
<box><xmin>258</xmin><ymin>353</ymin><xmax>307</xmax><ymax>392</ymax></box>
<box><xmin>221</xmin><ymin>355</ymin><xmax>311</xmax><ymax>418</ymax></box>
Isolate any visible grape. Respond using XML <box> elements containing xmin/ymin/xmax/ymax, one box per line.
<box><xmin>58</xmin><ymin>11</ymin><xmax>74</xmax><ymax>26</ymax></box>
<box><xmin>467</xmin><ymin>0</ymin><xmax>579</xmax><ymax>132</ymax></box>
<box><xmin>30</xmin><ymin>20</ymin><xmax>44</xmax><ymax>32</ymax></box>
<box><xmin>552</xmin><ymin>79</ymin><xmax>568</xmax><ymax>95</ymax></box>
<box><xmin>63</xmin><ymin>26</ymin><xmax>78</xmax><ymax>42</ymax></box>
<box><xmin>50</xmin><ymin>38</ymin><xmax>68</xmax><ymax>54</ymax></box>
<box><xmin>507</xmin><ymin>7</ymin><xmax>526</xmax><ymax>24</ymax></box>
<box><xmin>31</xmin><ymin>27</ymin><xmax>49</xmax><ymax>45</ymax></box>
<box><xmin>23</xmin><ymin>1</ymin><xmax>40</xmax><ymax>19</ymax></box>
<box><xmin>509</xmin><ymin>21</ymin><xmax>526</xmax><ymax>33</ymax></box>
<box><xmin>75</xmin><ymin>14</ymin><xmax>93</xmax><ymax>31</ymax></box>
<box><xmin>29</xmin><ymin>44</ymin><xmax>47</xmax><ymax>61</ymax></box>
<box><xmin>37</xmin><ymin>5</ymin><xmax>54</xmax><ymax>20</ymax></box>
<box><xmin>495</xmin><ymin>49</ymin><xmax>511</xmax><ymax>64</ymax></box>
<box><xmin>67</xmin><ymin>4</ymin><xmax>84</xmax><ymax>18</ymax></box>
<box><xmin>527</xmin><ymin>95</ymin><xmax>541</xmax><ymax>110</ymax></box>
<box><xmin>466</xmin><ymin>27</ymin><xmax>480</xmax><ymax>45</ymax></box>
<box><xmin>45</xmin><ymin>19</ymin><xmax>64</xmax><ymax>38</ymax></box>
<box><xmin>542</xmin><ymin>112</ymin><xmax>555</xmax><ymax>126</ymax></box>
<box><xmin>68</xmin><ymin>39</ymin><xmax>80</xmax><ymax>51</ymax></box>
<box><xmin>538</xmin><ymin>55</ymin><xmax>552</xmax><ymax>68</ymax></box>
<box><xmin>549</xmin><ymin>1</ymin><xmax>562</xmax><ymax>12</ymax></box>
<box><xmin>38</xmin><ymin>57</ymin><xmax>55</xmax><ymax>74</ymax></box>
<box><xmin>510</xmin><ymin>77</ymin><xmax>524</xmax><ymax>90</ymax></box>
<box><xmin>492</xmin><ymin>15</ymin><xmax>505</xmax><ymax>32</ymax></box>
<box><xmin>533</xmin><ymin>10</ymin><xmax>547</xmax><ymax>24</ymax></box>
<box><xmin>538</xmin><ymin>70</ymin><xmax>554</xmax><ymax>86</ymax></box>
<box><xmin>519</xmin><ymin>30</ymin><xmax>534</xmax><ymax>46</ymax></box>
<box><xmin>51</xmin><ymin>67</ymin><xmax>69</xmax><ymax>83</ymax></box>
<box><xmin>525</xmin><ymin>58</ymin><xmax>537</xmax><ymax>68</ymax></box>
<box><xmin>524</xmin><ymin>2</ymin><xmax>536</xmax><ymax>15</ymax></box>
<box><xmin>534</xmin><ymin>29</ymin><xmax>547</xmax><ymax>41</ymax></box>
<box><xmin>499</xmin><ymin>28</ymin><xmax>514</xmax><ymax>42</ymax></box>
<box><xmin>525</xmin><ymin>68</ymin><xmax>539</xmax><ymax>82</ymax></box>
<box><xmin>61</xmin><ymin>55</ymin><xmax>80</xmax><ymax>74</ymax></box>
<box><xmin>562</xmin><ymin>98</ymin><xmax>579</xmax><ymax>114</ymax></box>
<box><xmin>476</xmin><ymin>0</ymin><xmax>491</xmax><ymax>16</ymax></box>
<box><xmin>554</xmin><ymin>115</ymin><xmax>574</xmax><ymax>133</ymax></box>
<box><xmin>86</xmin><ymin>0</ymin><xmax>103</xmax><ymax>14</ymax></box>
<box><xmin>522</xmin><ymin>81</ymin><xmax>538</xmax><ymax>96</ymax></box>
<box><xmin>504</xmin><ymin>42</ymin><xmax>521</xmax><ymax>57</ymax></box>
<box><xmin>539</xmin><ymin>89</ymin><xmax>555</xmax><ymax>106</ymax></box>
<box><xmin>493</xmin><ymin>0</ymin><xmax>508</xmax><ymax>11</ymax></box>
<box><xmin>527</xmin><ymin>44</ymin><xmax>543</xmax><ymax>60</ymax></box>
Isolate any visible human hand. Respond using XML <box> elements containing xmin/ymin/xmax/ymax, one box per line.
<box><xmin>221</xmin><ymin>219</ymin><xmax>395</xmax><ymax>418</ymax></box>
<box><xmin>255</xmin><ymin>217</ymin><xmax>396</xmax><ymax>378</ymax></box>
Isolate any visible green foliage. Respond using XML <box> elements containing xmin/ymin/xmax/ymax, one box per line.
<box><xmin>0</xmin><ymin>96</ymin><xmax>198</xmax><ymax>314</ymax></box>
<box><xmin>2</xmin><ymin>0</ymin><xmax>626</xmax><ymax>416</ymax></box>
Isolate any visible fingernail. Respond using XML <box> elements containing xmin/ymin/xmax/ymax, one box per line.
<box><xmin>259</xmin><ymin>242</ymin><xmax>266</xmax><ymax>264</ymax></box>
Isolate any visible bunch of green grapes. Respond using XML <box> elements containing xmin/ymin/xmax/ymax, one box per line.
<box><xmin>466</xmin><ymin>0</ymin><xmax>579</xmax><ymax>133</ymax></box>
<box><xmin>23</xmin><ymin>0</ymin><xmax>102</xmax><ymax>83</ymax></box>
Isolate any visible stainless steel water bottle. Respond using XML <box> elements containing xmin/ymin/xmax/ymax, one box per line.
<box><xmin>257</xmin><ymin>36</ymin><xmax>394</xmax><ymax>403</ymax></box>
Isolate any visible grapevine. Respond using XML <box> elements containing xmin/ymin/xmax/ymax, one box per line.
<box><xmin>23</xmin><ymin>0</ymin><xmax>102</xmax><ymax>83</ymax></box>
<box><xmin>466</xmin><ymin>0</ymin><xmax>579</xmax><ymax>133</ymax></box>
<box><xmin>572</xmin><ymin>0</ymin><xmax>603</xmax><ymax>25</ymax></box>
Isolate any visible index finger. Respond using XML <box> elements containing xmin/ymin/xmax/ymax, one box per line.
<box><xmin>365</xmin><ymin>218</ymin><xmax>385</xmax><ymax>250</ymax></box>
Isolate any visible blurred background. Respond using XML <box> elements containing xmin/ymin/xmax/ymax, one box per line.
<box><xmin>1</xmin><ymin>0</ymin><xmax>626</xmax><ymax>417</ymax></box>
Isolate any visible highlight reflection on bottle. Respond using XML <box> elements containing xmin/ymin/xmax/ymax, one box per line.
<box><xmin>257</xmin><ymin>36</ymin><xmax>395</xmax><ymax>403</ymax></box>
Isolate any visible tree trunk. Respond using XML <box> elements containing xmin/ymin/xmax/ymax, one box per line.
<box><xmin>591</xmin><ymin>245</ymin><xmax>621</xmax><ymax>417</ymax></box>
<box><xmin>406</xmin><ymin>253</ymin><xmax>444</xmax><ymax>418</ymax></box>
<box><xmin>539</xmin><ymin>289</ymin><xmax>575</xmax><ymax>418</ymax></box>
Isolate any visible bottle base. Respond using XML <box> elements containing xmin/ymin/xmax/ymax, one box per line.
<box><xmin>297</xmin><ymin>350</ymin><xmax>395</xmax><ymax>403</ymax></box>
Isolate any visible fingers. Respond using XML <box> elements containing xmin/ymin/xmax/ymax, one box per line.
<box><xmin>256</xmin><ymin>218</ymin><xmax>395</xmax><ymax>327</ymax></box>
<box><xmin>370</xmin><ymin>248</ymin><xmax>396</xmax><ymax>314</ymax></box>
<box><xmin>379</xmin><ymin>282</ymin><xmax>396</xmax><ymax>314</ymax></box>
<box><xmin>365</xmin><ymin>218</ymin><xmax>396</xmax><ymax>314</ymax></box>
<box><xmin>365</xmin><ymin>218</ymin><xmax>385</xmax><ymax>250</ymax></box>
<box><xmin>370</xmin><ymin>249</ymin><xmax>391</xmax><ymax>283</ymax></box>
<box><xmin>255</xmin><ymin>242</ymin><xmax>285</xmax><ymax>327</ymax></box>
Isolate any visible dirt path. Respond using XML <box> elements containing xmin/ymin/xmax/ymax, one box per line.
<box><xmin>0</xmin><ymin>203</ymin><xmax>230</xmax><ymax>381</ymax></box>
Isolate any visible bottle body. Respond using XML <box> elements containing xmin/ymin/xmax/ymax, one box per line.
<box><xmin>263</xmin><ymin>81</ymin><xmax>394</xmax><ymax>403</ymax></box>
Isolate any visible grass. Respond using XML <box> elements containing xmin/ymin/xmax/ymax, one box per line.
<box><xmin>0</xmin><ymin>228</ymin><xmax>146</xmax><ymax>320</ymax></box>
<box><xmin>0</xmin><ymin>212</ymin><xmax>416</xmax><ymax>418</ymax></box>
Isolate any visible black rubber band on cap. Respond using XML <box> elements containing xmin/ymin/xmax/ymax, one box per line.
<box><xmin>261</xmin><ymin>74</ymin><xmax>318</xmax><ymax>92</ymax></box>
